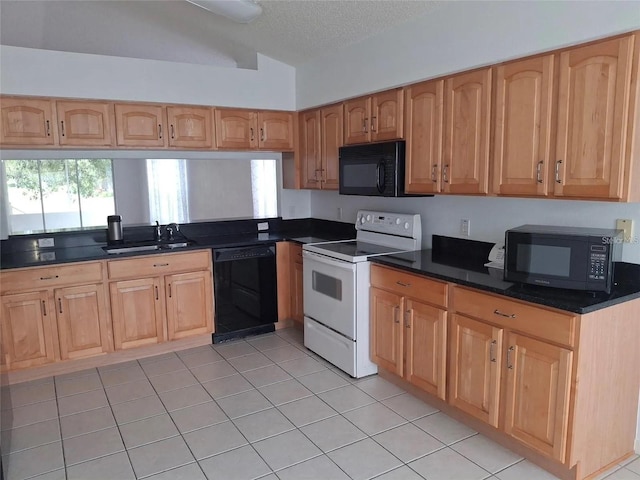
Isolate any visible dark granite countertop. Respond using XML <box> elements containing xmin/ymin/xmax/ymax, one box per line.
<box><xmin>371</xmin><ymin>249</ymin><xmax>640</xmax><ymax>314</ymax></box>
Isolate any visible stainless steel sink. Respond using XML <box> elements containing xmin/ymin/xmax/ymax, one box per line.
<box><xmin>103</xmin><ymin>241</ymin><xmax>192</xmax><ymax>254</ymax></box>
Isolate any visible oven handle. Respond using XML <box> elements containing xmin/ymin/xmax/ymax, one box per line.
<box><xmin>376</xmin><ymin>160</ymin><xmax>385</xmax><ymax>193</ymax></box>
<box><xmin>302</xmin><ymin>250</ymin><xmax>357</xmax><ymax>271</ymax></box>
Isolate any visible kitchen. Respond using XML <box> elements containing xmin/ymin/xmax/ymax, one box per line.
<box><xmin>1</xmin><ymin>1</ymin><xmax>640</xmax><ymax>479</ymax></box>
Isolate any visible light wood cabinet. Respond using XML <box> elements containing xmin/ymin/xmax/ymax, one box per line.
<box><xmin>0</xmin><ymin>97</ymin><xmax>56</xmax><ymax>146</ymax></box>
<box><xmin>443</xmin><ymin>68</ymin><xmax>492</xmax><ymax>194</ymax></box>
<box><xmin>492</xmin><ymin>55</ymin><xmax>554</xmax><ymax>197</ymax></box>
<box><xmin>300</xmin><ymin>104</ymin><xmax>342</xmax><ymax>189</ymax></box>
<box><xmin>370</xmin><ymin>265</ymin><xmax>447</xmax><ymax>399</ymax></box>
<box><xmin>0</xmin><ymin>291</ymin><xmax>57</xmax><ymax>370</ymax></box>
<box><xmin>56</xmin><ymin>100</ymin><xmax>114</xmax><ymax>147</ymax></box>
<box><xmin>344</xmin><ymin>89</ymin><xmax>404</xmax><ymax>145</ymax></box>
<box><xmin>107</xmin><ymin>250</ymin><xmax>213</xmax><ymax>350</ymax></box>
<box><xmin>167</xmin><ymin>106</ymin><xmax>214</xmax><ymax>149</ymax></box>
<box><xmin>115</xmin><ymin>103</ymin><xmax>167</xmax><ymax>147</ymax></box>
<box><xmin>554</xmin><ymin>34</ymin><xmax>636</xmax><ymax>200</ymax></box>
<box><xmin>290</xmin><ymin>244</ymin><xmax>304</xmax><ymax>323</ymax></box>
<box><xmin>215</xmin><ymin>108</ymin><xmax>294</xmax><ymax>151</ymax></box>
<box><xmin>404</xmin><ymin>79</ymin><xmax>444</xmax><ymax>194</ymax></box>
<box><xmin>0</xmin><ymin>261</ymin><xmax>112</xmax><ymax>370</ymax></box>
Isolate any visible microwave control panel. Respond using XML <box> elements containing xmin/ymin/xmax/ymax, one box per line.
<box><xmin>588</xmin><ymin>244</ymin><xmax>608</xmax><ymax>280</ymax></box>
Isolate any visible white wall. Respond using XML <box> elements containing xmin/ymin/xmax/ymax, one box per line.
<box><xmin>0</xmin><ymin>46</ymin><xmax>295</xmax><ymax>110</ymax></box>
<box><xmin>297</xmin><ymin>1</ymin><xmax>640</xmax><ymax>108</ymax></box>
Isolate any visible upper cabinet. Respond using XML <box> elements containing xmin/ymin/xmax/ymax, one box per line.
<box><xmin>492</xmin><ymin>55</ymin><xmax>554</xmax><ymax>197</ymax></box>
<box><xmin>0</xmin><ymin>97</ymin><xmax>56</xmax><ymax>146</ymax></box>
<box><xmin>115</xmin><ymin>103</ymin><xmax>167</xmax><ymax>148</ymax></box>
<box><xmin>215</xmin><ymin>108</ymin><xmax>294</xmax><ymax>151</ymax></box>
<box><xmin>56</xmin><ymin>100</ymin><xmax>114</xmax><ymax>147</ymax></box>
<box><xmin>554</xmin><ymin>34</ymin><xmax>637</xmax><ymax>200</ymax></box>
<box><xmin>300</xmin><ymin>104</ymin><xmax>343</xmax><ymax>189</ymax></box>
<box><xmin>443</xmin><ymin>68</ymin><xmax>492</xmax><ymax>194</ymax></box>
<box><xmin>344</xmin><ymin>89</ymin><xmax>404</xmax><ymax>145</ymax></box>
<box><xmin>167</xmin><ymin>106</ymin><xmax>214</xmax><ymax>149</ymax></box>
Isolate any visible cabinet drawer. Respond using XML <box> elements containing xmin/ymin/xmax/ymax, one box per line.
<box><xmin>1</xmin><ymin>262</ymin><xmax>103</xmax><ymax>294</ymax></box>
<box><xmin>108</xmin><ymin>250</ymin><xmax>210</xmax><ymax>280</ymax></box>
<box><xmin>452</xmin><ymin>287</ymin><xmax>576</xmax><ymax>347</ymax></box>
<box><xmin>371</xmin><ymin>264</ymin><xmax>448</xmax><ymax>308</ymax></box>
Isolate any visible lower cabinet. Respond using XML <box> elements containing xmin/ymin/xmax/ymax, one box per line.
<box><xmin>370</xmin><ymin>265</ymin><xmax>448</xmax><ymax>400</ymax></box>
<box><xmin>108</xmin><ymin>250</ymin><xmax>214</xmax><ymax>350</ymax></box>
<box><xmin>290</xmin><ymin>243</ymin><xmax>304</xmax><ymax>323</ymax></box>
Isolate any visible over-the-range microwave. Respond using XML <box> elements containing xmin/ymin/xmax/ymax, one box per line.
<box><xmin>504</xmin><ymin>225</ymin><xmax>623</xmax><ymax>293</ymax></box>
<box><xmin>338</xmin><ymin>140</ymin><xmax>430</xmax><ymax>197</ymax></box>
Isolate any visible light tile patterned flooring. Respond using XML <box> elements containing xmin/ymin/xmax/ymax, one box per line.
<box><xmin>1</xmin><ymin>327</ymin><xmax>638</xmax><ymax>480</ymax></box>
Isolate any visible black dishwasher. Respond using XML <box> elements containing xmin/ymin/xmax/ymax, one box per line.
<box><xmin>212</xmin><ymin>243</ymin><xmax>278</xmax><ymax>343</ymax></box>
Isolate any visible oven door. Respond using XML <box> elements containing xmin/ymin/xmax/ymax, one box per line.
<box><xmin>303</xmin><ymin>250</ymin><xmax>356</xmax><ymax>339</ymax></box>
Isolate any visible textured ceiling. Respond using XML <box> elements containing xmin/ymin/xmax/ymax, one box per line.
<box><xmin>0</xmin><ymin>0</ymin><xmax>442</xmax><ymax>67</ymax></box>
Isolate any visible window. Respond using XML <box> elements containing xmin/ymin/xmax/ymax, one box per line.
<box><xmin>3</xmin><ymin>159</ymin><xmax>115</xmax><ymax>234</ymax></box>
<box><xmin>251</xmin><ymin>159</ymin><xmax>277</xmax><ymax>218</ymax></box>
<box><xmin>146</xmin><ymin>159</ymin><xmax>189</xmax><ymax>224</ymax></box>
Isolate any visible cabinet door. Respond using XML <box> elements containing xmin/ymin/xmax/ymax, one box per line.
<box><xmin>110</xmin><ymin>278</ymin><xmax>165</xmax><ymax>350</ymax></box>
<box><xmin>0</xmin><ymin>97</ymin><xmax>56</xmax><ymax>146</ymax></box>
<box><xmin>405</xmin><ymin>80</ymin><xmax>444</xmax><ymax>194</ymax></box>
<box><xmin>215</xmin><ymin>109</ymin><xmax>256</xmax><ymax>149</ymax></box>
<box><xmin>56</xmin><ymin>101</ymin><xmax>114</xmax><ymax>146</ymax></box>
<box><xmin>167</xmin><ymin>106</ymin><xmax>213</xmax><ymax>148</ymax></box>
<box><xmin>370</xmin><ymin>287</ymin><xmax>403</xmax><ymax>376</ymax></box>
<box><xmin>371</xmin><ymin>89</ymin><xmax>404</xmax><ymax>142</ymax></box>
<box><xmin>493</xmin><ymin>56</ymin><xmax>554</xmax><ymax>196</ymax></box>
<box><xmin>405</xmin><ymin>299</ymin><xmax>447</xmax><ymax>400</ymax></box>
<box><xmin>344</xmin><ymin>97</ymin><xmax>371</xmax><ymax>145</ymax></box>
<box><xmin>115</xmin><ymin>104</ymin><xmax>166</xmax><ymax>147</ymax></box>
<box><xmin>300</xmin><ymin>109</ymin><xmax>322</xmax><ymax>189</ymax></box>
<box><xmin>554</xmin><ymin>35</ymin><xmax>635</xmax><ymax>199</ymax></box>
<box><xmin>166</xmin><ymin>271</ymin><xmax>214</xmax><ymax>340</ymax></box>
<box><xmin>320</xmin><ymin>104</ymin><xmax>343</xmax><ymax>190</ymax></box>
<box><xmin>291</xmin><ymin>259</ymin><xmax>304</xmax><ymax>323</ymax></box>
<box><xmin>259</xmin><ymin>111</ymin><xmax>294</xmax><ymax>151</ymax></box>
<box><xmin>443</xmin><ymin>68</ymin><xmax>491</xmax><ymax>194</ymax></box>
<box><xmin>503</xmin><ymin>332</ymin><xmax>572</xmax><ymax>462</ymax></box>
<box><xmin>1</xmin><ymin>291</ymin><xmax>56</xmax><ymax>370</ymax></box>
<box><xmin>449</xmin><ymin>313</ymin><xmax>503</xmax><ymax>427</ymax></box>
<box><xmin>55</xmin><ymin>284</ymin><xmax>111</xmax><ymax>360</ymax></box>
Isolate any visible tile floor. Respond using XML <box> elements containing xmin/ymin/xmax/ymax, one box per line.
<box><xmin>1</xmin><ymin>327</ymin><xmax>638</xmax><ymax>480</ymax></box>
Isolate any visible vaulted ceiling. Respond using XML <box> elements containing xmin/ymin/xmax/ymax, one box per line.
<box><xmin>0</xmin><ymin>0</ymin><xmax>441</xmax><ymax>68</ymax></box>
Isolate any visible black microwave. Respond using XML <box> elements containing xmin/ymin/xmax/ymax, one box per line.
<box><xmin>339</xmin><ymin>141</ymin><xmax>427</xmax><ymax>197</ymax></box>
<box><xmin>504</xmin><ymin>225</ymin><xmax>623</xmax><ymax>293</ymax></box>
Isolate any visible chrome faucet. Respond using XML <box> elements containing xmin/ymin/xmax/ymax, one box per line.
<box><xmin>154</xmin><ymin>221</ymin><xmax>162</xmax><ymax>241</ymax></box>
<box><xmin>165</xmin><ymin>223</ymin><xmax>179</xmax><ymax>241</ymax></box>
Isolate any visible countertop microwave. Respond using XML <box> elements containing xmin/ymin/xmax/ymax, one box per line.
<box><xmin>504</xmin><ymin>225</ymin><xmax>623</xmax><ymax>293</ymax></box>
<box><xmin>339</xmin><ymin>141</ymin><xmax>429</xmax><ymax>197</ymax></box>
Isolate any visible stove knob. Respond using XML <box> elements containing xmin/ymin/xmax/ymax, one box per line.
<box><xmin>366</xmin><ymin>214</ymin><xmax>371</xmax><ymax>222</ymax></box>
<box><xmin>395</xmin><ymin>218</ymin><xmax>401</xmax><ymax>225</ymax></box>
<box><xmin>404</xmin><ymin>222</ymin><xmax>410</xmax><ymax>229</ymax></box>
<box><xmin>359</xmin><ymin>216</ymin><xmax>366</xmax><ymax>224</ymax></box>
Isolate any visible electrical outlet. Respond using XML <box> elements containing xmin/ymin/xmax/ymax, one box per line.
<box><xmin>337</xmin><ymin>207</ymin><xmax>343</xmax><ymax>220</ymax></box>
<box><xmin>257</xmin><ymin>222</ymin><xmax>269</xmax><ymax>231</ymax></box>
<box><xmin>38</xmin><ymin>238</ymin><xmax>55</xmax><ymax>248</ymax></box>
<box><xmin>460</xmin><ymin>219</ymin><xmax>470</xmax><ymax>237</ymax></box>
<box><xmin>616</xmin><ymin>219</ymin><xmax>634</xmax><ymax>242</ymax></box>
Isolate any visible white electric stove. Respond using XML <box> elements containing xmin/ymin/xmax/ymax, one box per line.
<box><xmin>302</xmin><ymin>210</ymin><xmax>422</xmax><ymax>378</ymax></box>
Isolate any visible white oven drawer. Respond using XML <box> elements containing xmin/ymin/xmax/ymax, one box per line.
<box><xmin>304</xmin><ymin>316</ymin><xmax>356</xmax><ymax>377</ymax></box>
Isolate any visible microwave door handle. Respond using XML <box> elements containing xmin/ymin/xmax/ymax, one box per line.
<box><xmin>376</xmin><ymin>160</ymin><xmax>385</xmax><ymax>193</ymax></box>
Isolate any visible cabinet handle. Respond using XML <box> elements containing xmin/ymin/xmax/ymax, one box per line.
<box><xmin>507</xmin><ymin>345</ymin><xmax>515</xmax><ymax>369</ymax></box>
<box><xmin>250</xmin><ymin>127</ymin><xmax>254</xmax><ymax>141</ymax></box>
<box><xmin>168</xmin><ymin>283</ymin><xmax>172</xmax><ymax>298</ymax></box>
<box><xmin>489</xmin><ymin>339</ymin><xmax>497</xmax><ymax>363</ymax></box>
<box><xmin>260</xmin><ymin>127</ymin><xmax>265</xmax><ymax>142</ymax></box>
<box><xmin>155</xmin><ymin>285</ymin><xmax>159</xmax><ymax>301</ymax></box>
<box><xmin>60</xmin><ymin>121</ymin><xmax>66</xmax><ymax>137</ymax></box>
<box><xmin>555</xmin><ymin>159</ymin><xmax>563</xmax><ymax>184</ymax></box>
<box><xmin>363</xmin><ymin>118</ymin><xmax>368</xmax><ymax>133</ymax></box>
<box><xmin>158</xmin><ymin>124</ymin><xmax>163</xmax><ymax>139</ymax></box>
<box><xmin>443</xmin><ymin>164</ymin><xmax>449</xmax><ymax>183</ymax></box>
<box><xmin>153</xmin><ymin>263</ymin><xmax>169</xmax><ymax>267</ymax></box>
<box><xmin>58</xmin><ymin>298</ymin><xmax>62</xmax><ymax>314</ymax></box>
<box><xmin>431</xmin><ymin>165</ymin><xmax>438</xmax><ymax>183</ymax></box>
<box><xmin>493</xmin><ymin>309</ymin><xmax>516</xmax><ymax>319</ymax></box>
<box><xmin>45</xmin><ymin>120</ymin><xmax>51</xmax><ymax>137</ymax></box>
<box><xmin>405</xmin><ymin>310</ymin><xmax>411</xmax><ymax>328</ymax></box>
<box><xmin>170</xmin><ymin>124</ymin><xmax>175</xmax><ymax>139</ymax></box>
<box><xmin>41</xmin><ymin>300</ymin><xmax>47</xmax><ymax>316</ymax></box>
<box><xmin>536</xmin><ymin>161</ymin><xmax>543</xmax><ymax>183</ymax></box>
<box><xmin>371</xmin><ymin>116</ymin><xmax>376</xmax><ymax>132</ymax></box>
<box><xmin>39</xmin><ymin>275</ymin><xmax>59</xmax><ymax>281</ymax></box>
<box><xmin>396</xmin><ymin>281</ymin><xmax>411</xmax><ymax>287</ymax></box>
<box><xmin>393</xmin><ymin>306</ymin><xmax>400</xmax><ymax>324</ymax></box>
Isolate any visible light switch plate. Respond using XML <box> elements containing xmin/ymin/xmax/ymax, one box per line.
<box><xmin>257</xmin><ymin>222</ymin><xmax>269</xmax><ymax>231</ymax></box>
<box><xmin>38</xmin><ymin>238</ymin><xmax>55</xmax><ymax>248</ymax></box>
<box><xmin>616</xmin><ymin>219</ymin><xmax>634</xmax><ymax>243</ymax></box>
